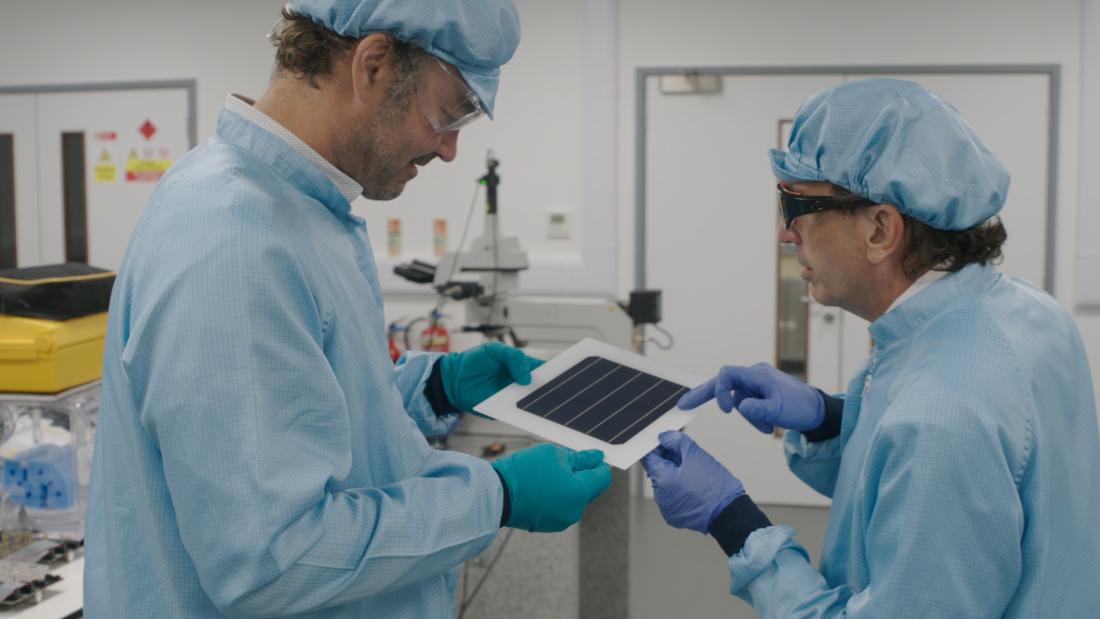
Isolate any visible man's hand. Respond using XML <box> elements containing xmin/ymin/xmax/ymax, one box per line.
<box><xmin>439</xmin><ymin>342</ymin><xmax>543</xmax><ymax>412</ymax></box>
<box><xmin>642</xmin><ymin>431</ymin><xmax>744</xmax><ymax>533</ymax></box>
<box><xmin>492</xmin><ymin>444</ymin><xmax>612</xmax><ymax>532</ymax></box>
<box><xmin>677</xmin><ymin>363</ymin><xmax>824</xmax><ymax>434</ymax></box>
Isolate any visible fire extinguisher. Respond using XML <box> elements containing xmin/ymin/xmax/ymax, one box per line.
<box><xmin>387</xmin><ymin>321</ymin><xmax>404</xmax><ymax>362</ymax></box>
<box><xmin>419</xmin><ymin>310</ymin><xmax>450</xmax><ymax>352</ymax></box>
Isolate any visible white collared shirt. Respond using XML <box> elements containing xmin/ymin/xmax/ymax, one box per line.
<box><xmin>225</xmin><ymin>94</ymin><xmax>363</xmax><ymax>203</ymax></box>
<box><xmin>885</xmin><ymin>268</ymin><xmax>949</xmax><ymax>314</ymax></box>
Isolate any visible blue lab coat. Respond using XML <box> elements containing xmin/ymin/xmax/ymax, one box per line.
<box><xmin>729</xmin><ymin>264</ymin><xmax>1100</xmax><ymax>617</ymax></box>
<box><xmin>84</xmin><ymin>106</ymin><xmax>502</xmax><ymax>617</ymax></box>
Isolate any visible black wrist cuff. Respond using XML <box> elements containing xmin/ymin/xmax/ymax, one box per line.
<box><xmin>803</xmin><ymin>390</ymin><xmax>843</xmax><ymax>443</ymax></box>
<box><xmin>424</xmin><ymin>358</ymin><xmax>459</xmax><ymax>417</ymax></box>
<box><xmin>708</xmin><ymin>494</ymin><xmax>772</xmax><ymax>557</ymax></box>
<box><xmin>492</xmin><ymin>467</ymin><xmax>511</xmax><ymax>528</ymax></box>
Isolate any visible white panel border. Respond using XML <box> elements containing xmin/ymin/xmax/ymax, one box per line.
<box><xmin>476</xmin><ymin>337</ymin><xmax>706</xmax><ymax>469</ymax></box>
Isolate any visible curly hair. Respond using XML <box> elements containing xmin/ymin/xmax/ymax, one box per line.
<box><xmin>268</xmin><ymin>6</ymin><xmax>428</xmax><ymax>102</ymax></box>
<box><xmin>900</xmin><ymin>216</ymin><xmax>1006</xmax><ymax>278</ymax></box>
<box><xmin>828</xmin><ymin>184</ymin><xmax>1007</xmax><ymax>278</ymax></box>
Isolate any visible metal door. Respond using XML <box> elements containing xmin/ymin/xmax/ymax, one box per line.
<box><xmin>0</xmin><ymin>83</ymin><xmax>193</xmax><ymax>270</ymax></box>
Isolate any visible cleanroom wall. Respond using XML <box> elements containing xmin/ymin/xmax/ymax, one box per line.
<box><xmin>618</xmin><ymin>0</ymin><xmax>1094</xmax><ymax>503</ymax></box>
<box><xmin>0</xmin><ymin>0</ymin><xmax>1094</xmax><ymax>461</ymax></box>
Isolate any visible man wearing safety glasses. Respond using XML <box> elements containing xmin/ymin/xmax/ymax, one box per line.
<box><xmin>642</xmin><ymin>78</ymin><xmax>1100</xmax><ymax>617</ymax></box>
<box><xmin>84</xmin><ymin>1</ymin><xmax>611</xmax><ymax>617</ymax></box>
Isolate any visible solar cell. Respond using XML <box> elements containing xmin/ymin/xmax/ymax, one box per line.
<box><xmin>516</xmin><ymin>356</ymin><xmax>690</xmax><ymax>445</ymax></box>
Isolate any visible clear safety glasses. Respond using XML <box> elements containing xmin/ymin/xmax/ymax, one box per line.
<box><xmin>777</xmin><ymin>184</ymin><xmax>876</xmax><ymax>228</ymax></box>
<box><xmin>418</xmin><ymin>59</ymin><xmax>484</xmax><ymax>135</ymax></box>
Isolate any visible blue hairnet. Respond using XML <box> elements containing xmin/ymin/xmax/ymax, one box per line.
<box><xmin>770</xmin><ymin>78</ymin><xmax>1009</xmax><ymax>231</ymax></box>
<box><xmin>289</xmin><ymin>0</ymin><xmax>520</xmax><ymax>117</ymax></box>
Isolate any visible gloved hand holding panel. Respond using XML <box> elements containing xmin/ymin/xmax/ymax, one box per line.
<box><xmin>476</xmin><ymin>338</ymin><xmax>705</xmax><ymax>469</ymax></box>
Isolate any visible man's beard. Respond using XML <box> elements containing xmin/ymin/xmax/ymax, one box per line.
<box><xmin>342</xmin><ymin>99</ymin><xmax>412</xmax><ymax>201</ymax></box>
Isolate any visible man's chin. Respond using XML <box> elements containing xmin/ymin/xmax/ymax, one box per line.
<box><xmin>808</xmin><ymin>284</ymin><xmax>830</xmax><ymax>306</ymax></box>
<box><xmin>361</xmin><ymin>181</ymin><xmax>408</xmax><ymax>201</ymax></box>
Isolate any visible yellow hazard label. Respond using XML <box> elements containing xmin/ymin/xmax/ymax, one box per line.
<box><xmin>93</xmin><ymin>149</ymin><xmax>117</xmax><ymax>182</ymax></box>
<box><xmin>94</xmin><ymin>164</ymin><xmax>117</xmax><ymax>182</ymax></box>
<box><xmin>124</xmin><ymin>156</ymin><xmax>172</xmax><ymax>182</ymax></box>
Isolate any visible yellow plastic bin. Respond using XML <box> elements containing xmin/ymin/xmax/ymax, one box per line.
<box><xmin>0</xmin><ymin>313</ymin><xmax>107</xmax><ymax>393</ymax></box>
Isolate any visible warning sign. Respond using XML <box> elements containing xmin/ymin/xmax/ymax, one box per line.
<box><xmin>94</xmin><ymin>148</ymin><xmax>117</xmax><ymax>183</ymax></box>
<box><xmin>139</xmin><ymin>120</ymin><xmax>157</xmax><ymax>141</ymax></box>
<box><xmin>124</xmin><ymin>147</ymin><xmax>171</xmax><ymax>183</ymax></box>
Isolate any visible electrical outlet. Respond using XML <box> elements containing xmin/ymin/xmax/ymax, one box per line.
<box><xmin>547</xmin><ymin>210</ymin><xmax>571</xmax><ymax>240</ymax></box>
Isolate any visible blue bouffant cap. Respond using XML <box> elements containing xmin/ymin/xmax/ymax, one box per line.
<box><xmin>770</xmin><ymin>78</ymin><xmax>1009</xmax><ymax>231</ymax></box>
<box><xmin>290</xmin><ymin>0</ymin><xmax>521</xmax><ymax>117</ymax></box>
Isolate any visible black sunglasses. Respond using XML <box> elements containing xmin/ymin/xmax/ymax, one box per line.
<box><xmin>777</xmin><ymin>184</ymin><xmax>876</xmax><ymax>229</ymax></box>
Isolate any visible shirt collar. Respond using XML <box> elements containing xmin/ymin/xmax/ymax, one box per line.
<box><xmin>884</xmin><ymin>268</ymin><xmax>949</xmax><ymax>314</ymax></box>
<box><xmin>869</xmin><ymin>263</ymin><xmax>1001</xmax><ymax>346</ymax></box>
<box><xmin>225</xmin><ymin>94</ymin><xmax>362</xmax><ymax>204</ymax></box>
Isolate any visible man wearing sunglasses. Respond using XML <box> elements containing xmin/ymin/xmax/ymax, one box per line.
<box><xmin>642</xmin><ymin>78</ymin><xmax>1100</xmax><ymax>617</ymax></box>
<box><xmin>85</xmin><ymin>1</ymin><xmax>611</xmax><ymax>617</ymax></box>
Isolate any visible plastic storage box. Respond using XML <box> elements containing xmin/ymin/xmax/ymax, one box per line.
<box><xmin>0</xmin><ymin>313</ymin><xmax>108</xmax><ymax>394</ymax></box>
<box><xmin>0</xmin><ymin>382</ymin><xmax>98</xmax><ymax>539</ymax></box>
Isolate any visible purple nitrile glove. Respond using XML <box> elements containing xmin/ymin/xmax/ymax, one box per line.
<box><xmin>642</xmin><ymin>431</ymin><xmax>744</xmax><ymax>533</ymax></box>
<box><xmin>677</xmin><ymin>363</ymin><xmax>824</xmax><ymax>434</ymax></box>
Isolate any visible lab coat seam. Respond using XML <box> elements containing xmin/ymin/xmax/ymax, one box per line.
<box><xmin>975</xmin><ymin>305</ymin><xmax>1037</xmax><ymax>488</ymax></box>
<box><xmin>215</xmin><ymin>116</ymin><xmax>351</xmax><ymax>222</ymax></box>
<box><xmin>416</xmin><ymin>453</ymin><xmax>504</xmax><ymax>536</ymax></box>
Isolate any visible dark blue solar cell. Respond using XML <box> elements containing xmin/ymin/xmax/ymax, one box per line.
<box><xmin>517</xmin><ymin>356</ymin><xmax>688</xmax><ymax>445</ymax></box>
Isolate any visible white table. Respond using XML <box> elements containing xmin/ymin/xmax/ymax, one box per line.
<box><xmin>0</xmin><ymin>557</ymin><xmax>82</xmax><ymax>619</ymax></box>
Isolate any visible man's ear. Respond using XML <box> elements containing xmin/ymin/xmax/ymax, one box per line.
<box><xmin>864</xmin><ymin>204</ymin><xmax>906</xmax><ymax>266</ymax></box>
<box><xmin>349</xmin><ymin>33</ymin><xmax>395</xmax><ymax>103</ymax></box>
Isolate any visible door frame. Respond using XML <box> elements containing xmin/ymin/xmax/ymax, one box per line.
<box><xmin>634</xmin><ymin>64</ymin><xmax>1062</xmax><ymax>294</ymax></box>
<box><xmin>0</xmin><ymin>80</ymin><xmax>197</xmax><ymax>266</ymax></box>
<box><xmin>0</xmin><ymin>79</ymin><xmax>198</xmax><ymax>149</ymax></box>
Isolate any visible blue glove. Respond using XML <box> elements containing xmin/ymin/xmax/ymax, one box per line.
<box><xmin>642</xmin><ymin>431</ymin><xmax>744</xmax><ymax>533</ymax></box>
<box><xmin>491</xmin><ymin>444</ymin><xmax>612</xmax><ymax>532</ymax></box>
<box><xmin>440</xmin><ymin>342</ymin><xmax>543</xmax><ymax>412</ymax></box>
<box><xmin>677</xmin><ymin>363</ymin><xmax>824</xmax><ymax>434</ymax></box>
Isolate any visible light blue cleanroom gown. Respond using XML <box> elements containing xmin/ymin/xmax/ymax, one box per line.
<box><xmin>729</xmin><ymin>264</ymin><xmax>1100</xmax><ymax>617</ymax></box>
<box><xmin>84</xmin><ymin>106</ymin><xmax>502</xmax><ymax>618</ymax></box>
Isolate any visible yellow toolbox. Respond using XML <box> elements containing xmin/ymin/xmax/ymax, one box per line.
<box><xmin>0</xmin><ymin>264</ymin><xmax>113</xmax><ymax>393</ymax></box>
<box><xmin>0</xmin><ymin>312</ymin><xmax>107</xmax><ymax>393</ymax></box>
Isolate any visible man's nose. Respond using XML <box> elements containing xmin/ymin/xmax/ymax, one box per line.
<box><xmin>777</xmin><ymin>221</ymin><xmax>801</xmax><ymax>244</ymax></box>
<box><xmin>434</xmin><ymin>130</ymin><xmax>459</xmax><ymax>162</ymax></box>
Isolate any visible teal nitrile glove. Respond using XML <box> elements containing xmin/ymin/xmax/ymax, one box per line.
<box><xmin>491</xmin><ymin>444</ymin><xmax>612</xmax><ymax>532</ymax></box>
<box><xmin>440</xmin><ymin>342</ymin><xmax>543</xmax><ymax>412</ymax></box>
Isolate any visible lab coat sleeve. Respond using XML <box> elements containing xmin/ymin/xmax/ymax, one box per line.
<box><xmin>784</xmin><ymin>391</ymin><xmax>846</xmax><ymax>497</ymax></box>
<box><xmin>730</xmin><ymin>400</ymin><xmax>1026</xmax><ymax>618</ymax></box>
<box><xmin>126</xmin><ymin>241</ymin><xmax>501</xmax><ymax>617</ymax></box>
<box><xmin>393</xmin><ymin>350</ymin><xmax>459</xmax><ymax>437</ymax></box>
<box><xmin>783</xmin><ymin>429</ymin><xmax>844</xmax><ymax>498</ymax></box>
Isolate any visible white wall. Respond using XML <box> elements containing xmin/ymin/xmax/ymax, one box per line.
<box><xmin>0</xmin><ymin>1</ymin><xmax>284</xmax><ymax>143</ymax></box>
<box><xmin>1080</xmin><ymin>0</ymin><xmax>1100</xmax><ymax>306</ymax></box>
<box><xmin>2</xmin><ymin>0</ymin><xmax>1095</xmax><ymax>486</ymax></box>
<box><xmin>0</xmin><ymin>0</ymin><xmax>604</xmax><ymax>286</ymax></box>
<box><xmin>0</xmin><ymin>0</ymin><xmax>610</xmax><ymax>340</ymax></box>
<box><xmin>617</xmin><ymin>0</ymin><xmax>1098</xmax><ymax>382</ymax></box>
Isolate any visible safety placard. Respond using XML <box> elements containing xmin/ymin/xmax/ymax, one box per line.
<box><xmin>124</xmin><ymin>147</ymin><xmax>171</xmax><ymax>183</ymax></box>
<box><xmin>93</xmin><ymin>149</ymin><xmax>117</xmax><ymax>183</ymax></box>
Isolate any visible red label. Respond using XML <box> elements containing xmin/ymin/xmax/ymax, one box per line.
<box><xmin>139</xmin><ymin>120</ymin><xmax>157</xmax><ymax>141</ymax></box>
<box><xmin>95</xmin><ymin>131</ymin><xmax>117</xmax><ymax>141</ymax></box>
